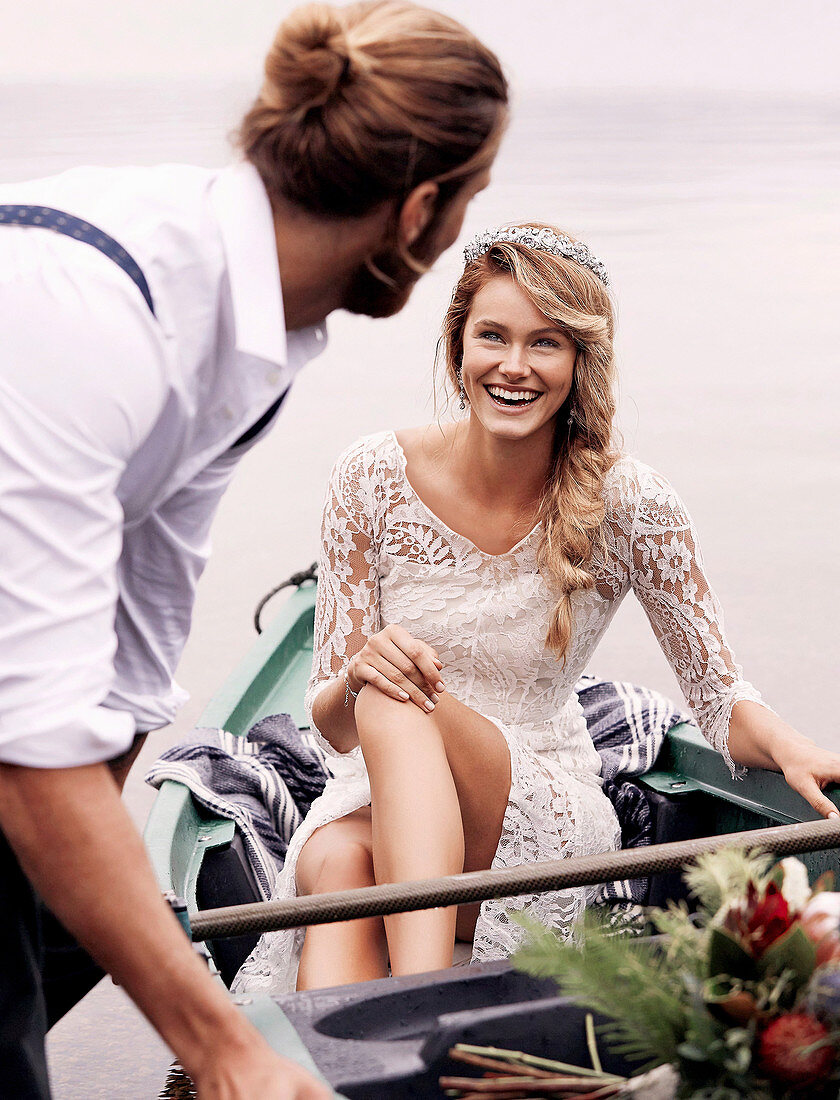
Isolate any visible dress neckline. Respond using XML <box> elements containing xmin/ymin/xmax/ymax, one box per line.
<box><xmin>388</xmin><ymin>430</ymin><xmax>541</xmax><ymax>560</ymax></box>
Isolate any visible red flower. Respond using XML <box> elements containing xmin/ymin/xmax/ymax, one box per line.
<box><xmin>758</xmin><ymin>1013</ymin><xmax>835</xmax><ymax>1085</ymax></box>
<box><xmin>721</xmin><ymin>881</ymin><xmax>796</xmax><ymax>958</ymax></box>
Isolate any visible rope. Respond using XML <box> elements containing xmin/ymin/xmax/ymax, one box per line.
<box><xmin>253</xmin><ymin>562</ymin><xmax>317</xmax><ymax>634</ymax></box>
<box><xmin>189</xmin><ymin>817</ymin><xmax>840</xmax><ymax>941</ymax></box>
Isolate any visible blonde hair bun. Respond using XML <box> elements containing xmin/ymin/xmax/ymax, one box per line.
<box><xmin>239</xmin><ymin>0</ymin><xmax>507</xmax><ymax>219</ymax></box>
<box><xmin>264</xmin><ymin>4</ymin><xmax>355</xmax><ymax>115</ymax></box>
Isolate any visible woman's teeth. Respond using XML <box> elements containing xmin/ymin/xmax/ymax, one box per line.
<box><xmin>485</xmin><ymin>385</ymin><xmax>542</xmax><ymax>407</ymax></box>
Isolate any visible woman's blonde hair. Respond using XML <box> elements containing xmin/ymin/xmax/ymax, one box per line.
<box><xmin>238</xmin><ymin>0</ymin><xmax>507</xmax><ymax>220</ymax></box>
<box><xmin>441</xmin><ymin>226</ymin><xmax>618</xmax><ymax>661</ymax></box>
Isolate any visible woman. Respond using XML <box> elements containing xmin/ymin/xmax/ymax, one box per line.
<box><xmin>234</xmin><ymin>224</ymin><xmax>840</xmax><ymax>996</ymax></box>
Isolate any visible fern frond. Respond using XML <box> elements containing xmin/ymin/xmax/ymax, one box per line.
<box><xmin>514</xmin><ymin>912</ymin><xmax>689</xmax><ymax>1069</ymax></box>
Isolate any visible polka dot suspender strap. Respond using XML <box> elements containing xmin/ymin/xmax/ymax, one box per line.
<box><xmin>0</xmin><ymin>205</ymin><xmax>155</xmax><ymax>317</ymax></box>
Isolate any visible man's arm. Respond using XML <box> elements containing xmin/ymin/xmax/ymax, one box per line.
<box><xmin>0</xmin><ymin>762</ymin><xmax>330</xmax><ymax>1100</ymax></box>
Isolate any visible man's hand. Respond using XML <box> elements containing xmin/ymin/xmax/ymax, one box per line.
<box><xmin>192</xmin><ymin>1041</ymin><xmax>332</xmax><ymax>1100</ymax></box>
<box><xmin>0</xmin><ymin>761</ymin><xmax>331</xmax><ymax>1098</ymax></box>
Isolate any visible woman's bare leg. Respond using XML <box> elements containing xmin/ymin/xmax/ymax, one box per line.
<box><xmin>354</xmin><ymin>686</ymin><xmax>510</xmax><ymax>975</ymax></box>
<box><xmin>295</xmin><ymin>808</ymin><xmax>388</xmax><ymax>990</ymax></box>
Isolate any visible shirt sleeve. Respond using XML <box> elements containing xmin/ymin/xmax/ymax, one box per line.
<box><xmin>304</xmin><ymin>438</ymin><xmax>382</xmax><ymax>762</ymax></box>
<box><xmin>0</xmin><ymin>266</ymin><xmax>167</xmax><ymax>767</ymax></box>
<box><xmin>623</xmin><ymin>462</ymin><xmax>771</xmax><ymax>776</ymax></box>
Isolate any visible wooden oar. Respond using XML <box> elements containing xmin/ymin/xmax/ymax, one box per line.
<box><xmin>188</xmin><ymin>816</ymin><xmax>840</xmax><ymax>941</ymax></box>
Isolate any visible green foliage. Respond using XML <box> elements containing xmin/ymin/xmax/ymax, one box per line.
<box><xmin>708</xmin><ymin>926</ymin><xmax>759</xmax><ymax>981</ymax></box>
<box><xmin>682</xmin><ymin>848</ymin><xmax>776</xmax><ymax>919</ymax></box>
<box><xmin>513</xmin><ymin>912</ymin><xmax>688</xmax><ymax>1070</ymax></box>
<box><xmin>674</xmin><ymin>994</ymin><xmax>764</xmax><ymax>1098</ymax></box>
<box><xmin>758</xmin><ymin>925</ymin><xmax>817</xmax><ymax>986</ymax></box>
<box><xmin>649</xmin><ymin>902</ymin><xmax>708</xmax><ymax>977</ymax></box>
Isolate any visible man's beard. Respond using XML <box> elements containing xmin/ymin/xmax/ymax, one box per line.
<box><xmin>340</xmin><ymin>215</ymin><xmax>447</xmax><ymax>319</ymax></box>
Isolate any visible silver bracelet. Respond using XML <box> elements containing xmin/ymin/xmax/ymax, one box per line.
<box><xmin>344</xmin><ymin>668</ymin><xmax>360</xmax><ymax>708</ymax></box>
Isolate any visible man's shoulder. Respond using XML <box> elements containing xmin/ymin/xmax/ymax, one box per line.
<box><xmin>0</xmin><ymin>165</ymin><xmax>223</xmax><ymax>285</ymax></box>
<box><xmin>0</xmin><ymin>163</ymin><xmax>215</xmax><ymax>211</ymax></box>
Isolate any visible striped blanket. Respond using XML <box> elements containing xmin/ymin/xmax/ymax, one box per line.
<box><xmin>145</xmin><ymin>678</ymin><xmax>693</xmax><ymax>907</ymax></box>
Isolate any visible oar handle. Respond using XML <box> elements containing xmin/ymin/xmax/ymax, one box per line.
<box><xmin>189</xmin><ymin>817</ymin><xmax>840</xmax><ymax>942</ymax></box>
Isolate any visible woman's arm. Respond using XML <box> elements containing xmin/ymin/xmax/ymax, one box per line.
<box><xmin>625</xmin><ymin>462</ymin><xmax>840</xmax><ymax>815</ymax></box>
<box><xmin>308</xmin><ymin>441</ymin><xmax>444</xmax><ymax>754</ymax></box>
<box><xmin>305</xmin><ymin>440</ymin><xmax>382</xmax><ymax>756</ymax></box>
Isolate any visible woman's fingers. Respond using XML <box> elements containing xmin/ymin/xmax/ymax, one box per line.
<box><xmin>380</xmin><ymin>639</ymin><xmax>441</xmax><ymax>698</ymax></box>
<box><xmin>350</xmin><ymin>625</ymin><xmax>445</xmax><ymax>713</ymax></box>
<box><xmin>386</xmin><ymin>625</ymin><xmax>446</xmax><ymax>694</ymax></box>
<box><xmin>355</xmin><ymin>654</ymin><xmax>437</xmax><ymax>712</ymax></box>
<box><xmin>785</xmin><ymin>769</ymin><xmax>840</xmax><ymax>820</ymax></box>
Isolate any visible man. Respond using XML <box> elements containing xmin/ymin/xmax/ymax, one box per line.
<box><xmin>0</xmin><ymin>2</ymin><xmax>508</xmax><ymax>1095</ymax></box>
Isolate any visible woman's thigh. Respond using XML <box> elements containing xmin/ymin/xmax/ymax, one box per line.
<box><xmin>355</xmin><ymin>687</ymin><xmax>511</xmax><ymax>882</ymax></box>
<box><xmin>429</xmin><ymin>692</ymin><xmax>511</xmax><ymax>871</ymax></box>
<box><xmin>295</xmin><ymin>806</ymin><xmax>375</xmax><ymax>895</ymax></box>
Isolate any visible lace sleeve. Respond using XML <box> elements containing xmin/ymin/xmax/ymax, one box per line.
<box><xmin>620</xmin><ymin>461</ymin><xmax>771</xmax><ymax>776</ymax></box>
<box><xmin>304</xmin><ymin>438</ymin><xmax>382</xmax><ymax>759</ymax></box>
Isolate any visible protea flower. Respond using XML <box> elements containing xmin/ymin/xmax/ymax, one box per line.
<box><xmin>720</xmin><ymin>880</ymin><xmax>795</xmax><ymax>958</ymax></box>
<box><xmin>758</xmin><ymin>1012</ymin><xmax>835</xmax><ymax>1085</ymax></box>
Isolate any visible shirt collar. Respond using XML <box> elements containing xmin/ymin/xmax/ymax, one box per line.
<box><xmin>210</xmin><ymin>160</ymin><xmax>289</xmax><ymax>366</ymax></box>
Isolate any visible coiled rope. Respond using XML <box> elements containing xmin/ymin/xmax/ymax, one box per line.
<box><xmin>189</xmin><ymin>816</ymin><xmax>840</xmax><ymax>942</ymax></box>
<box><xmin>253</xmin><ymin>562</ymin><xmax>318</xmax><ymax>634</ymax></box>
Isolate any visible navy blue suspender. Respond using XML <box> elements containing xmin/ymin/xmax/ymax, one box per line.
<box><xmin>0</xmin><ymin>204</ymin><xmax>288</xmax><ymax>449</ymax></box>
<box><xmin>0</xmin><ymin>205</ymin><xmax>155</xmax><ymax>315</ymax></box>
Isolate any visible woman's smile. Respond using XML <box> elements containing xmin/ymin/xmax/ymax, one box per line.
<box><xmin>484</xmin><ymin>383</ymin><xmax>544</xmax><ymax>409</ymax></box>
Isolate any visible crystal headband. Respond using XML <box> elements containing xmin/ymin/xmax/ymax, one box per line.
<box><xmin>463</xmin><ymin>226</ymin><xmax>610</xmax><ymax>287</ymax></box>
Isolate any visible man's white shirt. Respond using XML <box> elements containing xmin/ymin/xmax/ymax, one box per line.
<box><xmin>0</xmin><ymin>161</ymin><xmax>327</xmax><ymax>767</ymax></box>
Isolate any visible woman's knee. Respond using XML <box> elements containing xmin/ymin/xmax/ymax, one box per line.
<box><xmin>296</xmin><ymin>829</ymin><xmax>375</xmax><ymax>895</ymax></box>
<box><xmin>354</xmin><ymin>683</ymin><xmax>400</xmax><ymax>729</ymax></box>
<box><xmin>354</xmin><ymin>684</ymin><xmax>425</xmax><ymax>752</ymax></box>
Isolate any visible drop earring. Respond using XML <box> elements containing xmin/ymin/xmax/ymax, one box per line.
<box><xmin>455</xmin><ymin>366</ymin><xmax>467</xmax><ymax>411</ymax></box>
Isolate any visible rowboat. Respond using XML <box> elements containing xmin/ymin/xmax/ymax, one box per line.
<box><xmin>144</xmin><ymin>572</ymin><xmax>840</xmax><ymax>1098</ymax></box>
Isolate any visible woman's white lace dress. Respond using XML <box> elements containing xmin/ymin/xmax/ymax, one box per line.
<box><xmin>233</xmin><ymin>430</ymin><xmax>765</xmax><ymax>994</ymax></box>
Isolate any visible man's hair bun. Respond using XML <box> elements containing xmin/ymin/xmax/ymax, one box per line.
<box><xmin>264</xmin><ymin>4</ymin><xmax>355</xmax><ymax>115</ymax></box>
<box><xmin>239</xmin><ymin>1</ymin><xmax>507</xmax><ymax>220</ymax></box>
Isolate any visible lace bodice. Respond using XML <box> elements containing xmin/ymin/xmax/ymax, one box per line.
<box><xmin>307</xmin><ymin>430</ymin><xmax>763</xmax><ymax>776</ymax></box>
<box><xmin>233</xmin><ymin>430</ymin><xmax>767</xmax><ymax>993</ymax></box>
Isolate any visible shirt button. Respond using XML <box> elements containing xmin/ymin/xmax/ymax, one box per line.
<box><xmin>266</xmin><ymin>369</ymin><xmax>281</xmax><ymax>386</ymax></box>
<box><xmin>223</xmin><ymin>405</ymin><xmax>234</xmax><ymax>420</ymax></box>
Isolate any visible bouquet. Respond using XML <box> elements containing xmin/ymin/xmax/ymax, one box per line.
<box><xmin>510</xmin><ymin>850</ymin><xmax>840</xmax><ymax>1099</ymax></box>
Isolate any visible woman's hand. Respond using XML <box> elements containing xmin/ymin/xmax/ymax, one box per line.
<box><xmin>774</xmin><ymin>740</ymin><xmax>840</xmax><ymax>820</ymax></box>
<box><xmin>728</xmin><ymin>702</ymin><xmax>840</xmax><ymax>819</ymax></box>
<box><xmin>347</xmin><ymin>624</ymin><xmax>445</xmax><ymax>713</ymax></box>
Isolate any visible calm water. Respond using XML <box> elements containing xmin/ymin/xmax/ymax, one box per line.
<box><xmin>1</xmin><ymin>80</ymin><xmax>838</xmax><ymax>1096</ymax></box>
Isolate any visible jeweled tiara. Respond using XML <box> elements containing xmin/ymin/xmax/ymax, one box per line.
<box><xmin>463</xmin><ymin>226</ymin><xmax>610</xmax><ymax>287</ymax></box>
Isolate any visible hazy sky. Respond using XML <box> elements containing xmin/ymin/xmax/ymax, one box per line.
<box><xmin>2</xmin><ymin>0</ymin><xmax>838</xmax><ymax>91</ymax></box>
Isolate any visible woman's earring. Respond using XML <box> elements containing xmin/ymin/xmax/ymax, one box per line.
<box><xmin>455</xmin><ymin>366</ymin><xmax>467</xmax><ymax>411</ymax></box>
